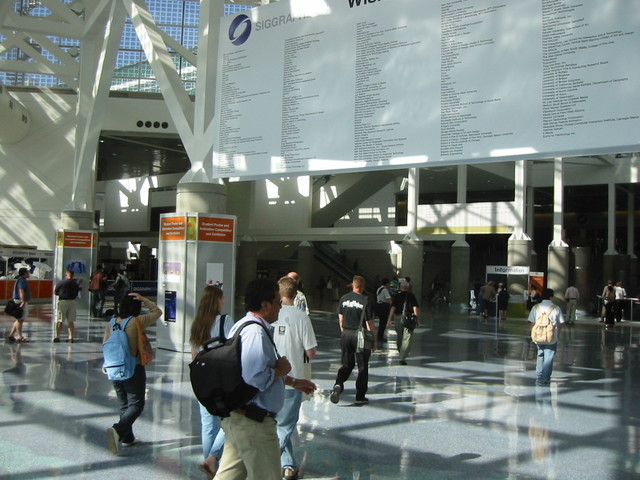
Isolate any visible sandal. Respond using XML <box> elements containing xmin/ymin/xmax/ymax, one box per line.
<box><xmin>17</xmin><ymin>337</ymin><xmax>29</xmax><ymax>342</ymax></box>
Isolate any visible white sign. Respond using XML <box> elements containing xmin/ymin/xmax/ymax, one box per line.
<box><xmin>213</xmin><ymin>0</ymin><xmax>640</xmax><ymax>179</ymax></box>
<box><xmin>487</xmin><ymin>265</ymin><xmax>530</xmax><ymax>275</ymax></box>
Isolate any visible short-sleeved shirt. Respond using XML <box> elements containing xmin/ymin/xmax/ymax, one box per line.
<box><xmin>55</xmin><ymin>278</ymin><xmax>80</xmax><ymax>300</ymax></box>
<box><xmin>527</xmin><ymin>299</ymin><xmax>564</xmax><ymax>345</ymax></box>
<box><xmin>376</xmin><ymin>286</ymin><xmax>391</xmax><ymax>304</ymax></box>
<box><xmin>391</xmin><ymin>291</ymin><xmax>419</xmax><ymax>315</ymax></box>
<box><xmin>273</xmin><ymin>305</ymin><xmax>317</xmax><ymax>385</ymax></box>
<box><xmin>293</xmin><ymin>290</ymin><xmax>310</xmax><ymax>315</ymax></box>
<box><xmin>13</xmin><ymin>277</ymin><xmax>31</xmax><ymax>302</ymax></box>
<box><xmin>338</xmin><ymin>291</ymin><xmax>374</xmax><ymax>330</ymax></box>
<box><xmin>229</xmin><ymin>314</ymin><xmax>283</xmax><ymax>414</ymax></box>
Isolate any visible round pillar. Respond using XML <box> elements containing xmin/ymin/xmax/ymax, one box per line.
<box><xmin>572</xmin><ymin>246</ymin><xmax>591</xmax><ymax>311</ymax></box>
<box><xmin>547</xmin><ymin>245</ymin><xmax>569</xmax><ymax>306</ymax></box>
<box><xmin>401</xmin><ymin>240</ymin><xmax>423</xmax><ymax>303</ymax></box>
<box><xmin>450</xmin><ymin>239</ymin><xmax>470</xmax><ymax>313</ymax></box>
<box><xmin>61</xmin><ymin>210</ymin><xmax>95</xmax><ymax>230</ymax></box>
<box><xmin>176</xmin><ymin>182</ymin><xmax>226</xmax><ymax>214</ymax></box>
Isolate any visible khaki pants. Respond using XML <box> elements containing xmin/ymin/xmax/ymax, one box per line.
<box><xmin>216</xmin><ymin>411</ymin><xmax>281</xmax><ymax>480</ymax></box>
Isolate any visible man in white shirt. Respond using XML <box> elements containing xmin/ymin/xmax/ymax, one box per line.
<box><xmin>274</xmin><ymin>276</ymin><xmax>318</xmax><ymax>480</ymax></box>
<box><xmin>564</xmin><ymin>284</ymin><xmax>579</xmax><ymax>325</ymax></box>
<box><xmin>615</xmin><ymin>281</ymin><xmax>627</xmax><ymax>322</ymax></box>
<box><xmin>528</xmin><ymin>288</ymin><xmax>564</xmax><ymax>386</ymax></box>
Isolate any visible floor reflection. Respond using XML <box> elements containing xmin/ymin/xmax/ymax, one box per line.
<box><xmin>1</xmin><ymin>307</ymin><xmax>640</xmax><ymax>479</ymax></box>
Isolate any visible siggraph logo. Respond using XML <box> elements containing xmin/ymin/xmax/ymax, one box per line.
<box><xmin>229</xmin><ymin>14</ymin><xmax>251</xmax><ymax>46</ymax></box>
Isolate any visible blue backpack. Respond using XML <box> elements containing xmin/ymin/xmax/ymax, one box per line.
<box><xmin>102</xmin><ymin>316</ymin><xmax>136</xmax><ymax>381</ymax></box>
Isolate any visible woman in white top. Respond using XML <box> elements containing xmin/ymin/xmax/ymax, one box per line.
<box><xmin>190</xmin><ymin>285</ymin><xmax>234</xmax><ymax>479</ymax></box>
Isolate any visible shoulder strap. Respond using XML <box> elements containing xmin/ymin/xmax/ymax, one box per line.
<box><xmin>235</xmin><ymin>320</ymin><xmax>279</xmax><ymax>356</ymax></box>
<box><xmin>218</xmin><ymin>314</ymin><xmax>227</xmax><ymax>340</ymax></box>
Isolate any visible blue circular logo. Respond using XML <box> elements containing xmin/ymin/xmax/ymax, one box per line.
<box><xmin>229</xmin><ymin>14</ymin><xmax>251</xmax><ymax>46</ymax></box>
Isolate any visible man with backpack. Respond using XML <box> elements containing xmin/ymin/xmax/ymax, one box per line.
<box><xmin>215</xmin><ymin>278</ymin><xmax>316</xmax><ymax>480</ymax></box>
<box><xmin>528</xmin><ymin>288</ymin><xmax>564</xmax><ymax>386</ymax></box>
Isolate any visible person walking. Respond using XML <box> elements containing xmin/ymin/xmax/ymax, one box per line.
<box><xmin>614</xmin><ymin>281</ymin><xmax>627</xmax><ymax>323</ymax></box>
<box><xmin>189</xmin><ymin>285</ymin><xmax>234</xmax><ymax>479</ymax></box>
<box><xmin>215</xmin><ymin>278</ymin><xmax>315</xmax><ymax>480</ymax></box>
<box><xmin>105</xmin><ymin>293</ymin><xmax>162</xmax><ymax>454</ymax></box>
<box><xmin>53</xmin><ymin>270</ymin><xmax>80</xmax><ymax>343</ymax></box>
<box><xmin>89</xmin><ymin>268</ymin><xmax>107</xmax><ymax>318</ymax></box>
<box><xmin>601</xmin><ymin>281</ymin><xmax>616</xmax><ymax>328</ymax></box>
<box><xmin>330</xmin><ymin>275</ymin><xmax>376</xmax><ymax>406</ymax></box>
<box><xmin>564</xmin><ymin>284</ymin><xmax>579</xmax><ymax>325</ymax></box>
<box><xmin>274</xmin><ymin>276</ymin><xmax>318</xmax><ymax>480</ymax></box>
<box><xmin>388</xmin><ymin>281</ymin><xmax>420</xmax><ymax>365</ymax></box>
<box><xmin>528</xmin><ymin>288</ymin><xmax>564</xmax><ymax>386</ymax></box>
<box><xmin>112</xmin><ymin>270</ymin><xmax>130</xmax><ymax>316</ymax></box>
<box><xmin>287</xmin><ymin>272</ymin><xmax>310</xmax><ymax>315</ymax></box>
<box><xmin>496</xmin><ymin>283</ymin><xmax>510</xmax><ymax>321</ymax></box>
<box><xmin>374</xmin><ymin>278</ymin><xmax>392</xmax><ymax>343</ymax></box>
<box><xmin>7</xmin><ymin>268</ymin><xmax>31</xmax><ymax>343</ymax></box>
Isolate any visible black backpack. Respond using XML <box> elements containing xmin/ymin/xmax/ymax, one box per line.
<box><xmin>189</xmin><ymin>320</ymin><xmax>276</xmax><ymax>417</ymax></box>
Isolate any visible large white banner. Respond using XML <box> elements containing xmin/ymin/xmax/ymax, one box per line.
<box><xmin>212</xmin><ymin>0</ymin><xmax>640</xmax><ymax>179</ymax></box>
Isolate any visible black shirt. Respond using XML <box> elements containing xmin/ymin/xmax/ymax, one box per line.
<box><xmin>338</xmin><ymin>291</ymin><xmax>374</xmax><ymax>330</ymax></box>
<box><xmin>55</xmin><ymin>278</ymin><xmax>80</xmax><ymax>300</ymax></box>
<box><xmin>391</xmin><ymin>291</ymin><xmax>419</xmax><ymax>314</ymax></box>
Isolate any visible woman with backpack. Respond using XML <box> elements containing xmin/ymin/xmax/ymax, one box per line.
<box><xmin>189</xmin><ymin>285</ymin><xmax>234</xmax><ymax>479</ymax></box>
<box><xmin>104</xmin><ymin>293</ymin><xmax>162</xmax><ymax>455</ymax></box>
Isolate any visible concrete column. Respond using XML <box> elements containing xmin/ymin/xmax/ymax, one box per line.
<box><xmin>450</xmin><ymin>239</ymin><xmax>470</xmax><ymax>313</ymax></box>
<box><xmin>547</xmin><ymin>157</ymin><xmax>569</xmax><ymax>305</ymax></box>
<box><xmin>60</xmin><ymin>210</ymin><xmax>95</xmax><ymax>230</ymax></box>
<box><xmin>297</xmin><ymin>241</ymin><xmax>315</xmax><ymax>307</ymax></box>
<box><xmin>572</xmin><ymin>246</ymin><xmax>591</xmax><ymax>311</ymax></box>
<box><xmin>236</xmin><ymin>240</ymin><xmax>258</xmax><ymax>304</ymax></box>
<box><xmin>627</xmin><ymin>192</ymin><xmax>637</xmax><ymax>294</ymax></box>
<box><xmin>401</xmin><ymin>240</ymin><xmax>423</xmax><ymax>303</ymax></box>
<box><xmin>507</xmin><ymin>238</ymin><xmax>532</xmax><ymax>316</ymax></box>
<box><xmin>603</xmin><ymin>182</ymin><xmax>618</xmax><ymax>283</ymax></box>
<box><xmin>547</xmin><ymin>245</ymin><xmax>569</xmax><ymax>307</ymax></box>
<box><xmin>176</xmin><ymin>182</ymin><xmax>226</xmax><ymax>214</ymax></box>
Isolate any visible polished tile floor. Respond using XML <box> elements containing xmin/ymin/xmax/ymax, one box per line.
<box><xmin>2</xmin><ymin>305</ymin><xmax>640</xmax><ymax>479</ymax></box>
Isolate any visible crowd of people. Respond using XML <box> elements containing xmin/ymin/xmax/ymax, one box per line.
<box><xmin>4</xmin><ymin>266</ymin><xmax>636</xmax><ymax>480</ymax></box>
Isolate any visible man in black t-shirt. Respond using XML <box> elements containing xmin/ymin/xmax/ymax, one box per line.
<box><xmin>330</xmin><ymin>276</ymin><xmax>376</xmax><ymax>406</ymax></box>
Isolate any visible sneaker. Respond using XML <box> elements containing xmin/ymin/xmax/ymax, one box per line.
<box><xmin>53</xmin><ymin>337</ymin><xmax>60</xmax><ymax>343</ymax></box>
<box><xmin>106</xmin><ymin>427</ymin><xmax>119</xmax><ymax>455</ymax></box>
<box><xmin>354</xmin><ymin>398</ymin><xmax>369</xmax><ymax>406</ymax></box>
<box><xmin>121</xmin><ymin>438</ymin><xmax>140</xmax><ymax>447</ymax></box>
<box><xmin>330</xmin><ymin>385</ymin><xmax>341</xmax><ymax>404</ymax></box>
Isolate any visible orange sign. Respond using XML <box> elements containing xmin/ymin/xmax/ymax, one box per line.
<box><xmin>63</xmin><ymin>231</ymin><xmax>93</xmax><ymax>248</ymax></box>
<box><xmin>160</xmin><ymin>216</ymin><xmax>187</xmax><ymax>241</ymax></box>
<box><xmin>198</xmin><ymin>217</ymin><xmax>234</xmax><ymax>243</ymax></box>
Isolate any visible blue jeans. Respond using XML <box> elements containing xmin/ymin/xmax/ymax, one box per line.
<box><xmin>276</xmin><ymin>389</ymin><xmax>303</xmax><ymax>469</ymax></box>
<box><xmin>199</xmin><ymin>402</ymin><xmax>225</xmax><ymax>459</ymax></box>
<box><xmin>112</xmin><ymin>364</ymin><xmax>146</xmax><ymax>443</ymax></box>
<box><xmin>535</xmin><ymin>343</ymin><xmax>557</xmax><ymax>385</ymax></box>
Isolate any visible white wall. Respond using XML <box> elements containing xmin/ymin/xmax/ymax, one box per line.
<box><xmin>0</xmin><ymin>91</ymin><xmax>77</xmax><ymax>250</ymax></box>
<box><xmin>251</xmin><ymin>176</ymin><xmax>312</xmax><ymax>230</ymax></box>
